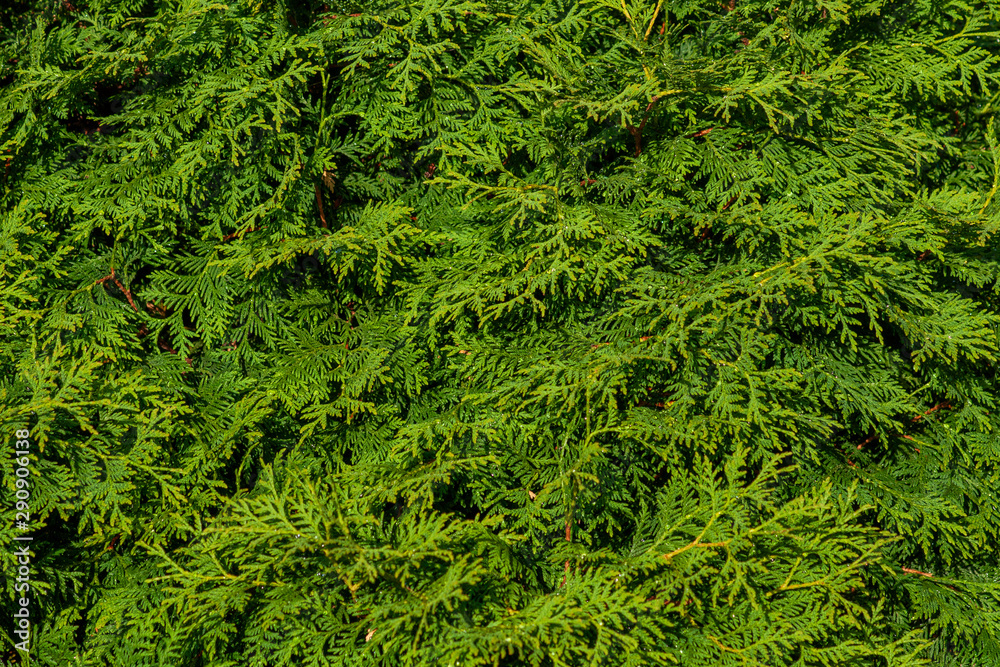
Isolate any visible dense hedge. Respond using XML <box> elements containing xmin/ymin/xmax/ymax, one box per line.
<box><xmin>2</xmin><ymin>1</ymin><xmax>1000</xmax><ymax>665</ymax></box>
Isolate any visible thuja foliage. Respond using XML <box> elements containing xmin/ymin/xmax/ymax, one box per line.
<box><xmin>2</xmin><ymin>0</ymin><xmax>1000</xmax><ymax>664</ymax></box>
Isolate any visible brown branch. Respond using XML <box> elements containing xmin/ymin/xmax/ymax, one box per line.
<box><xmin>157</xmin><ymin>334</ymin><xmax>177</xmax><ymax>355</ymax></box>
<box><xmin>626</xmin><ymin>96</ymin><xmax>664</xmax><ymax>157</ymax></box>
<box><xmin>96</xmin><ymin>268</ymin><xmax>138</xmax><ymax>312</ymax></box>
<box><xmin>947</xmin><ymin>110</ymin><xmax>965</xmax><ymax>138</ymax></box>
<box><xmin>852</xmin><ymin>402</ymin><xmax>952</xmax><ymax>463</ymax></box>
<box><xmin>856</xmin><ymin>433</ymin><xmax>877</xmax><ymax>451</ymax></box>
<box><xmin>626</xmin><ymin>123</ymin><xmax>642</xmax><ymax>157</ymax></box>
<box><xmin>221</xmin><ymin>226</ymin><xmax>265</xmax><ymax>243</ymax></box>
<box><xmin>154</xmin><ymin>331</ymin><xmax>194</xmax><ymax>367</ymax></box>
<box><xmin>145</xmin><ymin>301</ymin><xmax>168</xmax><ymax>318</ymax></box>
<box><xmin>913</xmin><ymin>402</ymin><xmax>951</xmax><ymax>422</ymax></box>
<box><xmin>636</xmin><ymin>401</ymin><xmax>672</xmax><ymax>409</ymax></box>
<box><xmin>637</xmin><ymin>97</ymin><xmax>661</xmax><ymax>137</ymax></box>
<box><xmin>314</xmin><ymin>184</ymin><xmax>328</xmax><ymax>229</ymax></box>
<box><xmin>901</xmin><ymin>567</ymin><xmax>934</xmax><ymax>578</ymax></box>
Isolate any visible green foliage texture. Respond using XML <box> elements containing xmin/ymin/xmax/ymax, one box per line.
<box><xmin>2</xmin><ymin>0</ymin><xmax>1000</xmax><ymax>665</ymax></box>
